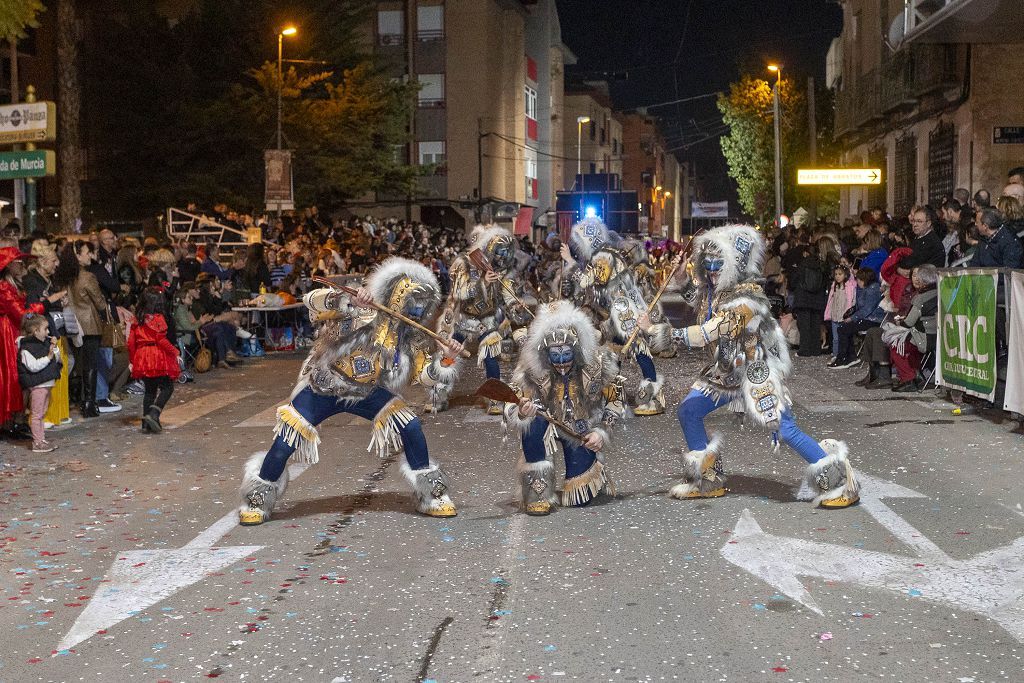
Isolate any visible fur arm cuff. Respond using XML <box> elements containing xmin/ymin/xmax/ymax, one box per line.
<box><xmin>502</xmin><ymin>399</ymin><xmax>536</xmax><ymax>433</ymax></box>
<box><xmin>647</xmin><ymin>322</ymin><xmax>674</xmax><ymax>353</ymax></box>
<box><xmin>587</xmin><ymin>426</ymin><xmax>611</xmax><ymax>450</ymax></box>
<box><xmin>420</xmin><ymin>354</ymin><xmax>461</xmax><ymax>388</ymax></box>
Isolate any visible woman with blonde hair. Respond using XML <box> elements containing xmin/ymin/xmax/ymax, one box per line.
<box><xmin>22</xmin><ymin>244</ymin><xmax>72</xmax><ymax>426</ymax></box>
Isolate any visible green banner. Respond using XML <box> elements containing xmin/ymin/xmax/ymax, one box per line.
<box><xmin>937</xmin><ymin>271</ymin><xmax>998</xmax><ymax>400</ymax></box>
<box><xmin>0</xmin><ymin>150</ymin><xmax>55</xmax><ymax>180</ymax></box>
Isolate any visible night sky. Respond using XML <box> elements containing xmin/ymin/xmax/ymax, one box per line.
<box><xmin>557</xmin><ymin>0</ymin><xmax>843</xmax><ymax>207</ymax></box>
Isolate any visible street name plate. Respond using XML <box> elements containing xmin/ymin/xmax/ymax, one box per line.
<box><xmin>993</xmin><ymin>127</ymin><xmax>1024</xmax><ymax>145</ymax></box>
<box><xmin>0</xmin><ymin>101</ymin><xmax>57</xmax><ymax>144</ymax></box>
<box><xmin>0</xmin><ymin>150</ymin><xmax>56</xmax><ymax>180</ymax></box>
<box><xmin>797</xmin><ymin>168</ymin><xmax>882</xmax><ymax>185</ymax></box>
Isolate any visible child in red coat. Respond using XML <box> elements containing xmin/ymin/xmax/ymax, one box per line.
<box><xmin>128</xmin><ymin>287</ymin><xmax>180</xmax><ymax>433</ymax></box>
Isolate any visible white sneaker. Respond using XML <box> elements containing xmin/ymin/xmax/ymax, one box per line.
<box><xmin>96</xmin><ymin>399</ymin><xmax>123</xmax><ymax>413</ymax></box>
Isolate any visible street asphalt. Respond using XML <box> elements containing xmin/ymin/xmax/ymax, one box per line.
<box><xmin>2</xmin><ymin>327</ymin><xmax>1024</xmax><ymax>682</ymax></box>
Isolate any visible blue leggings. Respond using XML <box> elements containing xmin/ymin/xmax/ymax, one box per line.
<box><xmin>454</xmin><ymin>330</ymin><xmax>502</xmax><ymax>379</ymax></box>
<box><xmin>635</xmin><ymin>352</ymin><xmax>657</xmax><ymax>382</ymax></box>
<box><xmin>258</xmin><ymin>386</ymin><xmax>429</xmax><ymax>481</ymax></box>
<box><xmin>677</xmin><ymin>388</ymin><xmax>825</xmax><ymax>464</ymax></box>
<box><xmin>522</xmin><ymin>416</ymin><xmax>596</xmax><ymax>479</ymax></box>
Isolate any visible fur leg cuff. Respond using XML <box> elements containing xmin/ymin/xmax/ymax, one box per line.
<box><xmin>239</xmin><ymin>452</ymin><xmax>290</xmax><ymax>522</ymax></box>
<box><xmin>669</xmin><ymin>434</ymin><xmax>725</xmax><ymax>499</ymax></box>
<box><xmin>401</xmin><ymin>460</ymin><xmax>457</xmax><ymax>516</ymax></box>
<box><xmin>516</xmin><ymin>457</ymin><xmax>558</xmax><ymax>507</ymax></box>
<box><xmin>797</xmin><ymin>439</ymin><xmax>860</xmax><ymax>505</ymax></box>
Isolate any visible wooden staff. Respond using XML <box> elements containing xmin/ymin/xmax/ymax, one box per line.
<box><xmin>618</xmin><ymin>230</ymin><xmax>705</xmax><ymax>359</ymax></box>
<box><xmin>619</xmin><ymin>253</ymin><xmax>683</xmax><ymax>358</ymax></box>
<box><xmin>475</xmin><ymin>378</ymin><xmax>585</xmax><ymax>441</ymax></box>
<box><xmin>468</xmin><ymin>249</ymin><xmax>535</xmax><ymax>319</ymax></box>
<box><xmin>311</xmin><ymin>276</ymin><xmax>471</xmax><ymax>358</ymax></box>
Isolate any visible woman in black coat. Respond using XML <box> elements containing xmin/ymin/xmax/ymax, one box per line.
<box><xmin>790</xmin><ymin>241</ymin><xmax>829</xmax><ymax>357</ymax></box>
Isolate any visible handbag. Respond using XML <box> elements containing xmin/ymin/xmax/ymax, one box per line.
<box><xmin>193</xmin><ymin>344</ymin><xmax>213</xmax><ymax>373</ymax></box>
<box><xmin>100</xmin><ymin>309</ymin><xmax>127</xmax><ymax>350</ymax></box>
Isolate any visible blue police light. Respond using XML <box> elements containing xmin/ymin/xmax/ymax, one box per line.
<box><xmin>584</xmin><ymin>205</ymin><xmax>598</xmax><ymax>219</ymax></box>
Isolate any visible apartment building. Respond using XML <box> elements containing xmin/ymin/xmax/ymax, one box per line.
<box><xmin>373</xmin><ymin>0</ymin><xmax>571</xmax><ymax>233</ymax></box>
<box><xmin>620</xmin><ymin>112</ymin><xmax>681</xmax><ymax>238</ymax></box>
<box><xmin>562</xmin><ymin>82</ymin><xmax>623</xmax><ymax>189</ymax></box>
<box><xmin>830</xmin><ymin>0</ymin><xmax>1024</xmax><ymax>219</ymax></box>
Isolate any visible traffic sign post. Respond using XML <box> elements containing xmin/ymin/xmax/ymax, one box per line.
<box><xmin>797</xmin><ymin>168</ymin><xmax>882</xmax><ymax>185</ymax></box>
<box><xmin>0</xmin><ymin>100</ymin><xmax>56</xmax><ymax>145</ymax></box>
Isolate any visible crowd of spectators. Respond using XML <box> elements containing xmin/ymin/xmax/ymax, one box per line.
<box><xmin>3</xmin><ymin>170</ymin><xmax>1023</xmax><ymax>451</ymax></box>
<box><xmin>762</xmin><ymin>165</ymin><xmax>1024</xmax><ymax>410</ymax></box>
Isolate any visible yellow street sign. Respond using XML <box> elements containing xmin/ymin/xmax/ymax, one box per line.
<box><xmin>797</xmin><ymin>168</ymin><xmax>882</xmax><ymax>185</ymax></box>
<box><xmin>0</xmin><ymin>101</ymin><xmax>56</xmax><ymax>144</ymax></box>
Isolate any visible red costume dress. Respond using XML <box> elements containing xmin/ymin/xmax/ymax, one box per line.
<box><xmin>128</xmin><ymin>314</ymin><xmax>181</xmax><ymax>381</ymax></box>
<box><xmin>0</xmin><ymin>281</ymin><xmax>26</xmax><ymax>424</ymax></box>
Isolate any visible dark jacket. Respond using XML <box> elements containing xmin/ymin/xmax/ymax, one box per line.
<box><xmin>791</xmin><ymin>253</ymin><xmax>828</xmax><ymax>311</ymax></box>
<box><xmin>18</xmin><ymin>335</ymin><xmax>61</xmax><ymax>388</ymax></box>
<box><xmin>969</xmin><ymin>226</ymin><xmax>1024</xmax><ymax>268</ymax></box>
<box><xmin>901</xmin><ymin>229</ymin><xmax>946</xmax><ymax>270</ymax></box>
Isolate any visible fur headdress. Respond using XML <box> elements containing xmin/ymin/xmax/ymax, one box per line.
<box><xmin>569</xmin><ymin>217</ymin><xmax>611</xmax><ymax>262</ymax></box>
<box><xmin>521</xmin><ymin>300</ymin><xmax>601</xmax><ymax>373</ymax></box>
<box><xmin>469</xmin><ymin>224</ymin><xmax>513</xmax><ymax>251</ymax></box>
<box><xmin>690</xmin><ymin>224</ymin><xmax>766</xmax><ymax>290</ymax></box>
<box><xmin>365</xmin><ymin>257</ymin><xmax>441</xmax><ymax>312</ymax></box>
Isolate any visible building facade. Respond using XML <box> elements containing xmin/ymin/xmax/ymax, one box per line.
<box><xmin>372</xmin><ymin>0</ymin><xmax>569</xmax><ymax>233</ymax></box>
<box><xmin>620</xmin><ymin>112</ymin><xmax>681</xmax><ymax>238</ymax></box>
<box><xmin>561</xmin><ymin>82</ymin><xmax>623</xmax><ymax>190</ymax></box>
<box><xmin>831</xmin><ymin>0</ymin><xmax>1024</xmax><ymax>220</ymax></box>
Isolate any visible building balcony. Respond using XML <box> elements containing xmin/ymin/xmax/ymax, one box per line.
<box><xmin>904</xmin><ymin>0</ymin><xmax>1023</xmax><ymax>44</ymax></box>
<box><xmin>835</xmin><ymin>44</ymin><xmax>958</xmax><ymax>138</ymax></box>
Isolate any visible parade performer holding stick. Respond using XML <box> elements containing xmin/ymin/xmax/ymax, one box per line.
<box><xmin>238</xmin><ymin>257</ymin><xmax>465</xmax><ymax>524</ymax></box>
<box><xmin>493</xmin><ymin>300</ymin><xmax>627</xmax><ymax>515</ymax></box>
<box><xmin>436</xmin><ymin>224</ymin><xmax>532</xmax><ymax>414</ymax></box>
<box><xmin>560</xmin><ymin>217</ymin><xmax>666</xmax><ymax>416</ymax></box>
<box><xmin>638</xmin><ymin>224</ymin><xmax>860</xmax><ymax>508</ymax></box>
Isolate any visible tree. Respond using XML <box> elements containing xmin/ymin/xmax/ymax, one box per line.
<box><xmin>57</xmin><ymin>0</ymin><xmax>82</xmax><ymax>233</ymax></box>
<box><xmin>717</xmin><ymin>75</ymin><xmax>839</xmax><ymax>224</ymax></box>
<box><xmin>0</xmin><ymin>0</ymin><xmax>44</xmax><ymax>41</ymax></box>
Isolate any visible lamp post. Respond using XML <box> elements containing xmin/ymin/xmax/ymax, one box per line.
<box><xmin>768</xmin><ymin>64</ymin><xmax>783</xmax><ymax>227</ymax></box>
<box><xmin>576</xmin><ymin>115</ymin><xmax>591</xmax><ymax>182</ymax></box>
<box><xmin>277</xmin><ymin>26</ymin><xmax>297</xmax><ymax>151</ymax></box>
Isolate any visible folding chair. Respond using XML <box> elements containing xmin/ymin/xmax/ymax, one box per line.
<box><xmin>917</xmin><ymin>349</ymin><xmax>936</xmax><ymax>392</ymax></box>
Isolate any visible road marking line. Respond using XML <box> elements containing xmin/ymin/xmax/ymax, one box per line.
<box><xmin>57</xmin><ymin>462</ymin><xmax>309</xmax><ymax>651</ymax></box>
<box><xmin>163</xmin><ymin>390</ymin><xmax>255</xmax><ymax>429</ymax></box>
<box><xmin>233</xmin><ymin>404</ymin><xmax>280</xmax><ymax>428</ymax></box>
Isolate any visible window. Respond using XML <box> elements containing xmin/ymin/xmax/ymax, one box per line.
<box><xmin>894</xmin><ymin>133</ymin><xmax>917</xmax><ymax>218</ymax></box>
<box><xmin>417</xmin><ymin>4</ymin><xmax>444</xmax><ymax>40</ymax></box>
<box><xmin>524</xmin><ymin>86</ymin><xmax>538</xmax><ymax>121</ymax></box>
<box><xmin>589</xmin><ymin>120</ymin><xmax>596</xmax><ymax>141</ymax></box>
<box><xmin>418</xmin><ymin>73</ymin><xmax>445</xmax><ymax>106</ymax></box>
<box><xmin>377</xmin><ymin>10</ymin><xmax>403</xmax><ymax>45</ymax></box>
<box><xmin>612</xmin><ymin>138</ymin><xmax>619</xmax><ymax>155</ymax></box>
<box><xmin>928</xmin><ymin>122</ymin><xmax>956</xmax><ymax>208</ymax></box>
<box><xmin>524</xmin><ymin>146</ymin><xmax>538</xmax><ymax>200</ymax></box>
<box><xmin>418</xmin><ymin>141</ymin><xmax>446</xmax><ymax>166</ymax></box>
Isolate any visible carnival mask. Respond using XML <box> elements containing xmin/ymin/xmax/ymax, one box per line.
<box><xmin>547</xmin><ymin>344</ymin><xmax>576</xmax><ymax>375</ymax></box>
<box><xmin>387</xmin><ymin>275</ymin><xmax>435</xmax><ymax>320</ymax></box>
<box><xmin>489</xmin><ymin>238</ymin><xmax>514</xmax><ymax>271</ymax></box>
<box><xmin>592</xmin><ymin>255</ymin><xmax>613</xmax><ymax>285</ymax></box>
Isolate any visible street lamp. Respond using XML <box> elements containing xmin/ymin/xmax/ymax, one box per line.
<box><xmin>576</xmin><ymin>115</ymin><xmax>591</xmax><ymax>179</ymax></box>
<box><xmin>768</xmin><ymin>64</ymin><xmax>783</xmax><ymax>227</ymax></box>
<box><xmin>277</xmin><ymin>26</ymin><xmax>298</xmax><ymax>150</ymax></box>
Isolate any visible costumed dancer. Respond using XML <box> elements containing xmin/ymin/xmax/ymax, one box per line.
<box><xmin>435</xmin><ymin>225</ymin><xmax>532</xmax><ymax>414</ymax></box>
<box><xmin>639</xmin><ymin>224</ymin><xmax>859</xmax><ymax>508</ymax></box>
<box><xmin>502</xmin><ymin>301</ymin><xmax>626</xmax><ymax>515</ymax></box>
<box><xmin>239</xmin><ymin>257</ymin><xmax>465</xmax><ymax>524</ymax></box>
<box><xmin>559</xmin><ymin>217</ymin><xmax>666</xmax><ymax>416</ymax></box>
